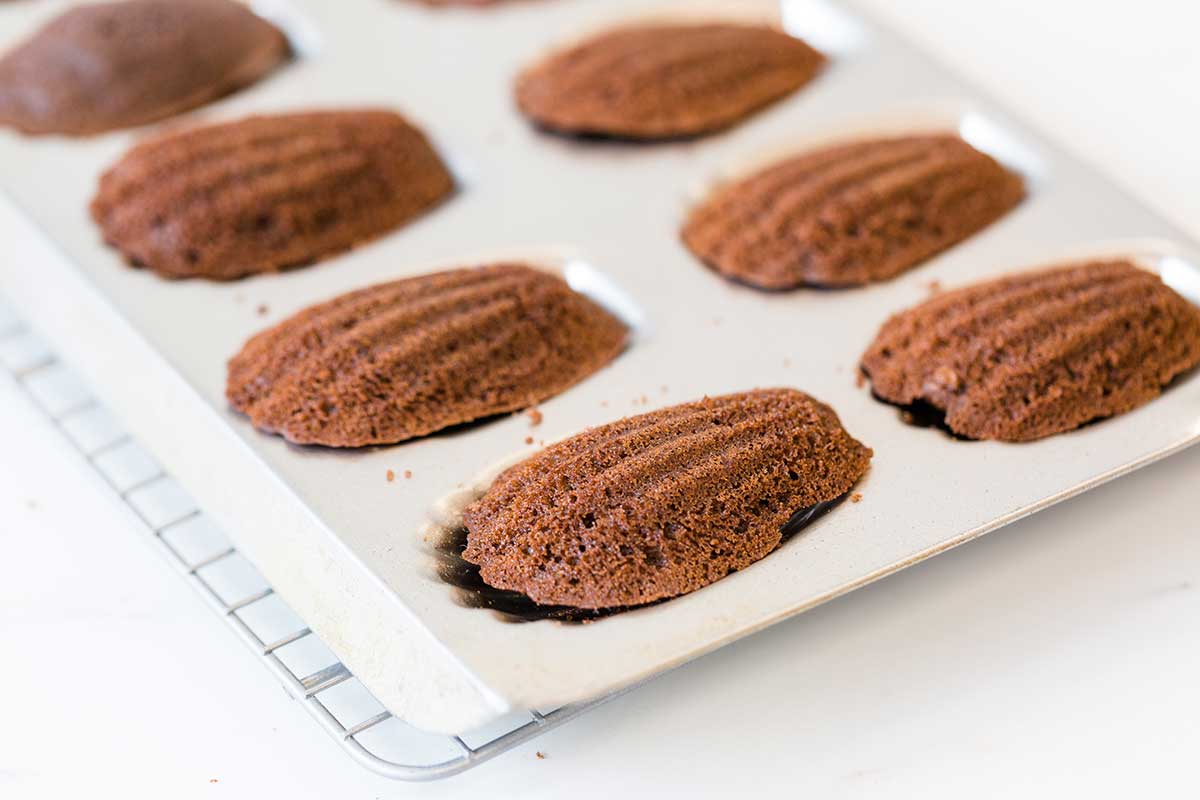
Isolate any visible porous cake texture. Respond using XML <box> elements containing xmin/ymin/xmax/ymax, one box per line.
<box><xmin>462</xmin><ymin>388</ymin><xmax>872</xmax><ymax>609</ymax></box>
<box><xmin>91</xmin><ymin>110</ymin><xmax>454</xmax><ymax>280</ymax></box>
<box><xmin>682</xmin><ymin>134</ymin><xmax>1025</xmax><ymax>289</ymax></box>
<box><xmin>516</xmin><ymin>23</ymin><xmax>825</xmax><ymax>140</ymax></box>
<box><xmin>227</xmin><ymin>264</ymin><xmax>628</xmax><ymax>447</ymax></box>
<box><xmin>861</xmin><ymin>260</ymin><xmax>1200</xmax><ymax>441</ymax></box>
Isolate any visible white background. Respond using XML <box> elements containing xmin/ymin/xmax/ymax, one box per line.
<box><xmin>3</xmin><ymin>1</ymin><xmax>1199</xmax><ymax>797</ymax></box>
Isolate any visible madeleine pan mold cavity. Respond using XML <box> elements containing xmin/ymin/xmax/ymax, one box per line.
<box><xmin>251</xmin><ymin>0</ymin><xmax>323</xmax><ymax>57</ymax></box>
<box><xmin>563</xmin><ymin>258</ymin><xmax>651</xmax><ymax>338</ymax></box>
<box><xmin>0</xmin><ymin>0</ymin><xmax>1199</xmax><ymax>737</ymax></box>
<box><xmin>782</xmin><ymin>0</ymin><xmax>868</xmax><ymax>55</ymax></box>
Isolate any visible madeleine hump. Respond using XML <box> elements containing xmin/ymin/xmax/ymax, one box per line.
<box><xmin>462</xmin><ymin>388</ymin><xmax>872</xmax><ymax>610</ymax></box>
<box><xmin>683</xmin><ymin>134</ymin><xmax>1025</xmax><ymax>289</ymax></box>
<box><xmin>861</xmin><ymin>259</ymin><xmax>1200</xmax><ymax>441</ymax></box>
<box><xmin>91</xmin><ymin>110</ymin><xmax>454</xmax><ymax>280</ymax></box>
<box><xmin>515</xmin><ymin>23</ymin><xmax>824</xmax><ymax>140</ymax></box>
<box><xmin>227</xmin><ymin>264</ymin><xmax>628</xmax><ymax>447</ymax></box>
<box><xmin>0</xmin><ymin>0</ymin><xmax>289</xmax><ymax>136</ymax></box>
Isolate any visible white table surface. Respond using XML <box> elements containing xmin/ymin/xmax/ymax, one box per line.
<box><xmin>3</xmin><ymin>1</ymin><xmax>1199</xmax><ymax>797</ymax></box>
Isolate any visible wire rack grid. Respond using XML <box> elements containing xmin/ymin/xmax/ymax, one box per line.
<box><xmin>0</xmin><ymin>301</ymin><xmax>630</xmax><ymax>782</ymax></box>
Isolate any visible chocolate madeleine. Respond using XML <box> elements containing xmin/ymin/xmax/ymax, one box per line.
<box><xmin>462</xmin><ymin>388</ymin><xmax>872</xmax><ymax>609</ymax></box>
<box><xmin>91</xmin><ymin>110</ymin><xmax>454</xmax><ymax>280</ymax></box>
<box><xmin>0</xmin><ymin>0</ymin><xmax>289</xmax><ymax>136</ymax></box>
<box><xmin>683</xmin><ymin>134</ymin><xmax>1025</xmax><ymax>289</ymax></box>
<box><xmin>227</xmin><ymin>264</ymin><xmax>627</xmax><ymax>447</ymax></box>
<box><xmin>515</xmin><ymin>23</ymin><xmax>824</xmax><ymax>140</ymax></box>
<box><xmin>861</xmin><ymin>260</ymin><xmax>1200</xmax><ymax>441</ymax></box>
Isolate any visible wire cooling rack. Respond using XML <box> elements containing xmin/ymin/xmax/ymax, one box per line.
<box><xmin>0</xmin><ymin>300</ymin><xmax>630</xmax><ymax>782</ymax></box>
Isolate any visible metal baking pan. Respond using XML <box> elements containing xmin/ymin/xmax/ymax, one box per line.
<box><xmin>2</xmin><ymin>0</ymin><xmax>1197</xmax><ymax>733</ymax></box>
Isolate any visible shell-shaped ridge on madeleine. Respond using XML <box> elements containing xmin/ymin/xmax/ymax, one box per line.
<box><xmin>461</xmin><ymin>388</ymin><xmax>872</xmax><ymax>609</ymax></box>
<box><xmin>91</xmin><ymin>109</ymin><xmax>454</xmax><ymax>280</ymax></box>
<box><xmin>0</xmin><ymin>0</ymin><xmax>290</xmax><ymax>136</ymax></box>
<box><xmin>860</xmin><ymin>259</ymin><xmax>1200</xmax><ymax>441</ymax></box>
<box><xmin>516</xmin><ymin>23</ymin><xmax>825</xmax><ymax>140</ymax></box>
<box><xmin>226</xmin><ymin>263</ymin><xmax>629</xmax><ymax>447</ymax></box>
<box><xmin>682</xmin><ymin>134</ymin><xmax>1026</xmax><ymax>289</ymax></box>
